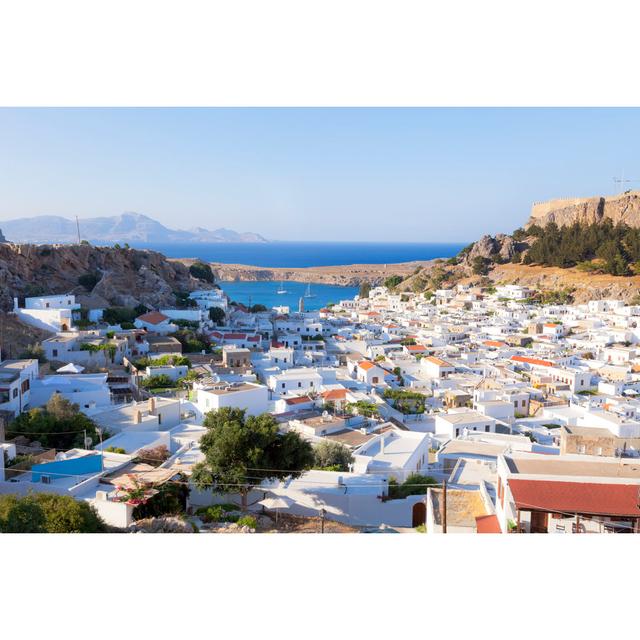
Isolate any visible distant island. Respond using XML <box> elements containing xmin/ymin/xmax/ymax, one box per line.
<box><xmin>0</xmin><ymin>211</ymin><xmax>268</xmax><ymax>244</ymax></box>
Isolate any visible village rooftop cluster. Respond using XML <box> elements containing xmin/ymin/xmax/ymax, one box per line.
<box><xmin>2</xmin><ymin>282</ymin><xmax>640</xmax><ymax>533</ymax></box>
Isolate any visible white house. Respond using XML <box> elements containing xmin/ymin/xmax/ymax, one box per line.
<box><xmin>355</xmin><ymin>360</ymin><xmax>386</xmax><ymax>386</ymax></box>
<box><xmin>196</xmin><ymin>381</ymin><xmax>269</xmax><ymax>416</ymax></box>
<box><xmin>134</xmin><ymin>311</ymin><xmax>178</xmax><ymax>334</ymax></box>
<box><xmin>267</xmin><ymin>368</ymin><xmax>323</xmax><ymax>394</ymax></box>
<box><xmin>434</xmin><ymin>409</ymin><xmax>497</xmax><ymax>439</ymax></box>
<box><xmin>351</xmin><ymin>427</ymin><xmax>433</xmax><ymax>481</ymax></box>
<box><xmin>421</xmin><ymin>355</ymin><xmax>455</xmax><ymax>379</ymax></box>
<box><xmin>13</xmin><ymin>294</ymin><xmax>80</xmax><ymax>332</ymax></box>
<box><xmin>0</xmin><ymin>359</ymin><xmax>39</xmax><ymax>416</ymax></box>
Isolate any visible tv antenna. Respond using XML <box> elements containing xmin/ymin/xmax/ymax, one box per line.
<box><xmin>613</xmin><ymin>174</ymin><xmax>640</xmax><ymax>192</ymax></box>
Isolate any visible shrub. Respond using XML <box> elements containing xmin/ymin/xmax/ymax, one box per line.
<box><xmin>388</xmin><ymin>473</ymin><xmax>438</xmax><ymax>499</ymax></box>
<box><xmin>209</xmin><ymin>307</ymin><xmax>225</xmax><ymax>325</ymax></box>
<box><xmin>237</xmin><ymin>515</ymin><xmax>257</xmax><ymax>529</ymax></box>
<box><xmin>313</xmin><ymin>440</ymin><xmax>354</xmax><ymax>472</ymax></box>
<box><xmin>105</xmin><ymin>446</ymin><xmax>127</xmax><ymax>454</ymax></box>
<box><xmin>189</xmin><ymin>261</ymin><xmax>214</xmax><ymax>283</ymax></box>
<box><xmin>384</xmin><ymin>275</ymin><xmax>403</xmax><ymax>289</ymax></box>
<box><xmin>141</xmin><ymin>374</ymin><xmax>175</xmax><ymax>389</ymax></box>
<box><xmin>0</xmin><ymin>493</ymin><xmax>107</xmax><ymax>533</ymax></box>
<box><xmin>78</xmin><ymin>272</ymin><xmax>100</xmax><ymax>291</ymax></box>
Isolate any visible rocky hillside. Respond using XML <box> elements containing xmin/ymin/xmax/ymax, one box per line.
<box><xmin>526</xmin><ymin>191</ymin><xmax>640</xmax><ymax>228</ymax></box>
<box><xmin>394</xmin><ymin>192</ymin><xmax>640</xmax><ymax>303</ymax></box>
<box><xmin>0</xmin><ymin>243</ymin><xmax>215</xmax><ymax>311</ymax></box>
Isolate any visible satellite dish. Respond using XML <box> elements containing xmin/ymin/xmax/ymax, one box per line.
<box><xmin>322</xmin><ymin>410</ymin><xmax>329</xmax><ymax>418</ymax></box>
<box><xmin>84</xmin><ymin>437</ymin><xmax>93</xmax><ymax>448</ymax></box>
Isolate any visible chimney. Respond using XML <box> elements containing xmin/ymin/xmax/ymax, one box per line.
<box><xmin>148</xmin><ymin>397</ymin><xmax>156</xmax><ymax>414</ymax></box>
<box><xmin>135</xmin><ymin>410</ymin><xmax>142</xmax><ymax>424</ymax></box>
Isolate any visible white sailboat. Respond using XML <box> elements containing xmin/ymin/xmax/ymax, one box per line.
<box><xmin>277</xmin><ymin>281</ymin><xmax>288</xmax><ymax>294</ymax></box>
<box><xmin>304</xmin><ymin>283</ymin><xmax>316</xmax><ymax>298</ymax></box>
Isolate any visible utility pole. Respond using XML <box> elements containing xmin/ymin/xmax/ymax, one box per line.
<box><xmin>320</xmin><ymin>507</ymin><xmax>326</xmax><ymax>533</ymax></box>
<box><xmin>75</xmin><ymin>216</ymin><xmax>81</xmax><ymax>244</ymax></box>
<box><xmin>442</xmin><ymin>479</ymin><xmax>447</xmax><ymax>534</ymax></box>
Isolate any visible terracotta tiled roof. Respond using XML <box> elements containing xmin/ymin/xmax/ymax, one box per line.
<box><xmin>406</xmin><ymin>344</ymin><xmax>427</xmax><ymax>351</ymax></box>
<box><xmin>136</xmin><ymin>311</ymin><xmax>170</xmax><ymax>325</ymax></box>
<box><xmin>511</xmin><ymin>355</ymin><xmax>554</xmax><ymax>367</ymax></box>
<box><xmin>509</xmin><ymin>479</ymin><xmax>640</xmax><ymax>517</ymax></box>
<box><xmin>483</xmin><ymin>340</ymin><xmax>507</xmax><ymax>348</ymax></box>
<box><xmin>424</xmin><ymin>355</ymin><xmax>452</xmax><ymax>367</ymax></box>
<box><xmin>475</xmin><ymin>514</ymin><xmax>502</xmax><ymax>533</ymax></box>
<box><xmin>284</xmin><ymin>395</ymin><xmax>313</xmax><ymax>405</ymax></box>
<box><xmin>322</xmin><ymin>389</ymin><xmax>347</xmax><ymax>401</ymax></box>
<box><xmin>358</xmin><ymin>360</ymin><xmax>377</xmax><ymax>371</ymax></box>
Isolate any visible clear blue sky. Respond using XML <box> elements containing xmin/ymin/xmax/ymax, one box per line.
<box><xmin>0</xmin><ymin>107</ymin><xmax>638</xmax><ymax>242</ymax></box>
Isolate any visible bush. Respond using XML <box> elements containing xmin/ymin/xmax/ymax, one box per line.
<box><xmin>78</xmin><ymin>272</ymin><xmax>100</xmax><ymax>291</ymax></box>
<box><xmin>313</xmin><ymin>440</ymin><xmax>354</xmax><ymax>471</ymax></box>
<box><xmin>209</xmin><ymin>307</ymin><xmax>225</xmax><ymax>325</ymax></box>
<box><xmin>189</xmin><ymin>261</ymin><xmax>214</xmax><ymax>283</ymax></box>
<box><xmin>388</xmin><ymin>473</ymin><xmax>438</xmax><ymax>499</ymax></box>
<box><xmin>6</xmin><ymin>395</ymin><xmax>100</xmax><ymax>450</ymax></box>
<box><xmin>472</xmin><ymin>256</ymin><xmax>491</xmax><ymax>275</ymax></box>
<box><xmin>0</xmin><ymin>493</ymin><xmax>107</xmax><ymax>533</ymax></box>
<box><xmin>105</xmin><ymin>446</ymin><xmax>127</xmax><ymax>454</ymax></box>
<box><xmin>384</xmin><ymin>275</ymin><xmax>403</xmax><ymax>289</ymax></box>
<box><xmin>141</xmin><ymin>374</ymin><xmax>175</xmax><ymax>389</ymax></box>
<box><xmin>237</xmin><ymin>515</ymin><xmax>257</xmax><ymax>529</ymax></box>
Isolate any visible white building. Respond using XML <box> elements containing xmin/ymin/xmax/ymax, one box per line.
<box><xmin>434</xmin><ymin>409</ymin><xmax>497</xmax><ymax>439</ymax></box>
<box><xmin>13</xmin><ymin>294</ymin><xmax>80</xmax><ymax>332</ymax></box>
<box><xmin>0</xmin><ymin>359</ymin><xmax>39</xmax><ymax>416</ymax></box>
<box><xmin>196</xmin><ymin>381</ymin><xmax>269</xmax><ymax>416</ymax></box>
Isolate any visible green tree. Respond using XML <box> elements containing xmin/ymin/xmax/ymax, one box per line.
<box><xmin>359</xmin><ymin>282</ymin><xmax>371</xmax><ymax>299</ymax></box>
<box><xmin>0</xmin><ymin>493</ymin><xmax>106</xmax><ymax>533</ymax></box>
<box><xmin>189</xmin><ymin>261</ymin><xmax>214</xmax><ymax>283</ymax></box>
<box><xmin>472</xmin><ymin>256</ymin><xmax>490</xmax><ymax>275</ymax></box>
<box><xmin>209</xmin><ymin>306</ymin><xmax>225</xmax><ymax>325</ymax></box>
<box><xmin>7</xmin><ymin>395</ymin><xmax>100</xmax><ymax>450</ymax></box>
<box><xmin>313</xmin><ymin>440</ymin><xmax>354</xmax><ymax>471</ymax></box>
<box><xmin>192</xmin><ymin>407</ymin><xmax>314</xmax><ymax>509</ymax></box>
<box><xmin>0</xmin><ymin>495</ymin><xmax>45</xmax><ymax>532</ymax></box>
<box><xmin>388</xmin><ymin>473</ymin><xmax>438</xmax><ymax>499</ymax></box>
<box><xmin>346</xmin><ymin>400</ymin><xmax>379</xmax><ymax>418</ymax></box>
<box><xmin>383</xmin><ymin>275</ymin><xmax>403</xmax><ymax>289</ymax></box>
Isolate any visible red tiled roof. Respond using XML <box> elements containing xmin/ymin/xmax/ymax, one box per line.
<box><xmin>475</xmin><ymin>514</ymin><xmax>502</xmax><ymax>533</ymax></box>
<box><xmin>358</xmin><ymin>360</ymin><xmax>377</xmax><ymax>371</ymax></box>
<box><xmin>322</xmin><ymin>389</ymin><xmax>347</xmax><ymax>401</ymax></box>
<box><xmin>509</xmin><ymin>479</ymin><xmax>640</xmax><ymax>518</ymax></box>
<box><xmin>284</xmin><ymin>395</ymin><xmax>313</xmax><ymax>405</ymax></box>
<box><xmin>511</xmin><ymin>355</ymin><xmax>554</xmax><ymax>367</ymax></box>
<box><xmin>483</xmin><ymin>340</ymin><xmax>507</xmax><ymax>348</ymax></box>
<box><xmin>406</xmin><ymin>344</ymin><xmax>427</xmax><ymax>351</ymax></box>
<box><xmin>136</xmin><ymin>311</ymin><xmax>170</xmax><ymax>325</ymax></box>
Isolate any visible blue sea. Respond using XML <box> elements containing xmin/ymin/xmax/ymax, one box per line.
<box><xmin>131</xmin><ymin>241</ymin><xmax>465</xmax><ymax>268</ymax></box>
<box><xmin>219</xmin><ymin>280</ymin><xmax>359</xmax><ymax>311</ymax></box>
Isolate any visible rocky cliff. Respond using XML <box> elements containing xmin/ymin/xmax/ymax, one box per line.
<box><xmin>0</xmin><ymin>243</ymin><xmax>214</xmax><ymax>311</ymax></box>
<box><xmin>526</xmin><ymin>191</ymin><xmax>640</xmax><ymax>228</ymax></box>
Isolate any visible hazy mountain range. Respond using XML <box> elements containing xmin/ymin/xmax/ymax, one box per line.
<box><xmin>0</xmin><ymin>212</ymin><xmax>268</xmax><ymax>244</ymax></box>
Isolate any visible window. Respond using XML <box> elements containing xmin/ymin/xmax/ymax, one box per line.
<box><xmin>13</xmin><ymin>388</ymin><xmax>18</xmax><ymax>399</ymax></box>
<box><xmin>522</xmin><ymin>400</ymin><xmax>526</xmax><ymax>407</ymax></box>
<box><xmin>485</xmin><ymin>425</ymin><xmax>490</xmax><ymax>432</ymax></box>
<box><xmin>281</xmin><ymin>383</ymin><xmax>285</xmax><ymax>389</ymax></box>
<box><xmin>455</xmin><ymin>428</ymin><xmax>460</xmax><ymax>437</ymax></box>
<box><xmin>52</xmin><ymin>349</ymin><xmax>58</xmax><ymax>357</ymax></box>
<box><xmin>372</xmin><ymin>376</ymin><xmax>379</xmax><ymax>384</ymax></box>
<box><xmin>298</xmin><ymin>382</ymin><xmax>302</xmax><ymax>388</ymax></box>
